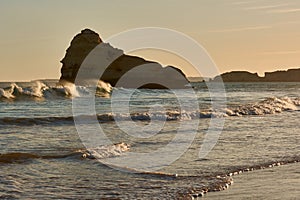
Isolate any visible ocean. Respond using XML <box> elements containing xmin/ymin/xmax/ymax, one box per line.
<box><xmin>0</xmin><ymin>81</ymin><xmax>299</xmax><ymax>199</ymax></box>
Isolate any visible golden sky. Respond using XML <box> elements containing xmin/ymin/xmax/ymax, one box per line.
<box><xmin>1</xmin><ymin>0</ymin><xmax>300</xmax><ymax>81</ymax></box>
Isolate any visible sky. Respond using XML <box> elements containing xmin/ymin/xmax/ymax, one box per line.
<box><xmin>1</xmin><ymin>0</ymin><xmax>300</xmax><ymax>81</ymax></box>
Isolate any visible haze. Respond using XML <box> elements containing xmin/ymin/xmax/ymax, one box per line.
<box><xmin>1</xmin><ymin>0</ymin><xmax>300</xmax><ymax>81</ymax></box>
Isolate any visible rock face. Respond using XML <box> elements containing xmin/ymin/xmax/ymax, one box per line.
<box><xmin>264</xmin><ymin>68</ymin><xmax>300</xmax><ymax>82</ymax></box>
<box><xmin>59</xmin><ymin>29</ymin><xmax>189</xmax><ymax>89</ymax></box>
<box><xmin>213</xmin><ymin>71</ymin><xmax>261</xmax><ymax>82</ymax></box>
<box><xmin>212</xmin><ymin>69</ymin><xmax>300</xmax><ymax>82</ymax></box>
<box><xmin>60</xmin><ymin>29</ymin><xmax>102</xmax><ymax>82</ymax></box>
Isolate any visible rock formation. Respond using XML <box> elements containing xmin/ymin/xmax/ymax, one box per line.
<box><xmin>212</xmin><ymin>68</ymin><xmax>300</xmax><ymax>82</ymax></box>
<box><xmin>213</xmin><ymin>71</ymin><xmax>261</xmax><ymax>82</ymax></box>
<box><xmin>263</xmin><ymin>68</ymin><xmax>300</xmax><ymax>82</ymax></box>
<box><xmin>59</xmin><ymin>29</ymin><xmax>189</xmax><ymax>89</ymax></box>
<box><xmin>60</xmin><ymin>29</ymin><xmax>102</xmax><ymax>82</ymax></box>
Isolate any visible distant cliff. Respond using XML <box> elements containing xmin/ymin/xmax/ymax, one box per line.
<box><xmin>213</xmin><ymin>71</ymin><xmax>261</xmax><ymax>82</ymax></box>
<box><xmin>212</xmin><ymin>68</ymin><xmax>300</xmax><ymax>82</ymax></box>
<box><xmin>264</xmin><ymin>68</ymin><xmax>300</xmax><ymax>82</ymax></box>
<box><xmin>59</xmin><ymin>29</ymin><xmax>189</xmax><ymax>89</ymax></box>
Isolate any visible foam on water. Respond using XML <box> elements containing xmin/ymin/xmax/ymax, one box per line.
<box><xmin>78</xmin><ymin>142</ymin><xmax>130</xmax><ymax>159</ymax></box>
<box><xmin>1</xmin><ymin>150</ymin><xmax>298</xmax><ymax>199</ymax></box>
<box><xmin>224</xmin><ymin>96</ymin><xmax>300</xmax><ymax>116</ymax></box>
<box><xmin>0</xmin><ymin>96</ymin><xmax>299</xmax><ymax>126</ymax></box>
<box><xmin>0</xmin><ymin>81</ymin><xmax>111</xmax><ymax>100</ymax></box>
<box><xmin>0</xmin><ymin>88</ymin><xmax>14</xmax><ymax>99</ymax></box>
<box><xmin>6</xmin><ymin>82</ymin><xmax>48</xmax><ymax>99</ymax></box>
<box><xmin>0</xmin><ymin>143</ymin><xmax>130</xmax><ymax>164</ymax></box>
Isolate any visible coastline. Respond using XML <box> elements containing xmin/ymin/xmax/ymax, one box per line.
<box><xmin>203</xmin><ymin>162</ymin><xmax>300</xmax><ymax>200</ymax></box>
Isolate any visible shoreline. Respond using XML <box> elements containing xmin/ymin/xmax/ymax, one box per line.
<box><xmin>202</xmin><ymin>162</ymin><xmax>300</xmax><ymax>199</ymax></box>
<box><xmin>178</xmin><ymin>158</ymin><xmax>300</xmax><ymax>199</ymax></box>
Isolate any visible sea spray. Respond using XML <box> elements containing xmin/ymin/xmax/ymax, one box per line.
<box><xmin>0</xmin><ymin>81</ymin><xmax>112</xmax><ymax>100</ymax></box>
<box><xmin>0</xmin><ymin>96</ymin><xmax>299</xmax><ymax>125</ymax></box>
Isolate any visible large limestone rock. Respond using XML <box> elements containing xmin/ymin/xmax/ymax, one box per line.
<box><xmin>59</xmin><ymin>29</ymin><xmax>189</xmax><ymax>89</ymax></box>
<box><xmin>60</xmin><ymin>29</ymin><xmax>102</xmax><ymax>82</ymax></box>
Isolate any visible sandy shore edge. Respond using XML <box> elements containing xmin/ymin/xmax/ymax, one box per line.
<box><xmin>202</xmin><ymin>162</ymin><xmax>300</xmax><ymax>200</ymax></box>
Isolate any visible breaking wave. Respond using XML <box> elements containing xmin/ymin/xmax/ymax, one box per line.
<box><xmin>1</xmin><ymin>149</ymin><xmax>298</xmax><ymax>199</ymax></box>
<box><xmin>77</xmin><ymin>142</ymin><xmax>130</xmax><ymax>159</ymax></box>
<box><xmin>0</xmin><ymin>97</ymin><xmax>299</xmax><ymax>126</ymax></box>
<box><xmin>0</xmin><ymin>81</ymin><xmax>112</xmax><ymax>100</ymax></box>
<box><xmin>0</xmin><ymin>143</ymin><xmax>130</xmax><ymax>164</ymax></box>
<box><xmin>224</xmin><ymin>96</ymin><xmax>300</xmax><ymax>116</ymax></box>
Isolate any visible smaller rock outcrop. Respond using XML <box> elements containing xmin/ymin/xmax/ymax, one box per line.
<box><xmin>213</xmin><ymin>71</ymin><xmax>261</xmax><ymax>82</ymax></box>
<box><xmin>212</xmin><ymin>68</ymin><xmax>300</xmax><ymax>82</ymax></box>
<box><xmin>264</xmin><ymin>68</ymin><xmax>300</xmax><ymax>82</ymax></box>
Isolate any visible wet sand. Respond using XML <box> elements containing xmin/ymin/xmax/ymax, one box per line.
<box><xmin>204</xmin><ymin>162</ymin><xmax>300</xmax><ymax>200</ymax></box>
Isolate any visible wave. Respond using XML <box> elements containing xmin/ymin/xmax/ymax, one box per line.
<box><xmin>0</xmin><ymin>143</ymin><xmax>130</xmax><ymax>164</ymax></box>
<box><xmin>2</xmin><ymin>149</ymin><xmax>298</xmax><ymax>199</ymax></box>
<box><xmin>0</xmin><ymin>116</ymin><xmax>75</xmax><ymax>126</ymax></box>
<box><xmin>0</xmin><ymin>81</ymin><xmax>112</xmax><ymax>100</ymax></box>
<box><xmin>0</xmin><ymin>97</ymin><xmax>299</xmax><ymax>126</ymax></box>
<box><xmin>224</xmin><ymin>96</ymin><xmax>300</xmax><ymax>116</ymax></box>
<box><xmin>0</xmin><ymin>152</ymin><xmax>79</xmax><ymax>164</ymax></box>
<box><xmin>77</xmin><ymin>142</ymin><xmax>130</xmax><ymax>159</ymax></box>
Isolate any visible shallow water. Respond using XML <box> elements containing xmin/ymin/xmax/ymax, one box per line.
<box><xmin>0</xmin><ymin>81</ymin><xmax>299</xmax><ymax>199</ymax></box>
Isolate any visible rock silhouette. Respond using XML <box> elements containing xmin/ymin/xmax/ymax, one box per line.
<box><xmin>59</xmin><ymin>29</ymin><xmax>189</xmax><ymax>89</ymax></box>
<box><xmin>213</xmin><ymin>68</ymin><xmax>300</xmax><ymax>82</ymax></box>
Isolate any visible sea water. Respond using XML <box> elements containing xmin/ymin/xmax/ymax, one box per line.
<box><xmin>0</xmin><ymin>81</ymin><xmax>299</xmax><ymax>199</ymax></box>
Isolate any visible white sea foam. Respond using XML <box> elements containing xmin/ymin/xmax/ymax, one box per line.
<box><xmin>1</xmin><ymin>96</ymin><xmax>299</xmax><ymax>126</ymax></box>
<box><xmin>224</xmin><ymin>97</ymin><xmax>300</xmax><ymax>116</ymax></box>
<box><xmin>100</xmin><ymin>97</ymin><xmax>300</xmax><ymax>120</ymax></box>
<box><xmin>0</xmin><ymin>87</ymin><xmax>15</xmax><ymax>99</ymax></box>
<box><xmin>0</xmin><ymin>81</ymin><xmax>111</xmax><ymax>100</ymax></box>
<box><xmin>79</xmin><ymin>142</ymin><xmax>130</xmax><ymax>159</ymax></box>
<box><xmin>0</xmin><ymin>82</ymin><xmax>48</xmax><ymax>99</ymax></box>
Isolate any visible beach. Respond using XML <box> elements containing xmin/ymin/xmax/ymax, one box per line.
<box><xmin>205</xmin><ymin>162</ymin><xmax>300</xmax><ymax>200</ymax></box>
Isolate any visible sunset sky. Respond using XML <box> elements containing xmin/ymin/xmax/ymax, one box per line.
<box><xmin>1</xmin><ymin>0</ymin><xmax>300</xmax><ymax>81</ymax></box>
